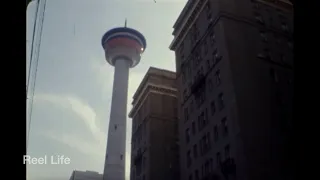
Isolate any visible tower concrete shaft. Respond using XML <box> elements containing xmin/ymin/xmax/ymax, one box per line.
<box><xmin>101</xmin><ymin>27</ymin><xmax>146</xmax><ymax>180</ymax></box>
<box><xmin>103</xmin><ymin>58</ymin><xmax>130</xmax><ymax>180</ymax></box>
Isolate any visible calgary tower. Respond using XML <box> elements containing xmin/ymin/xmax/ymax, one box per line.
<box><xmin>101</xmin><ymin>22</ymin><xmax>146</xmax><ymax>180</ymax></box>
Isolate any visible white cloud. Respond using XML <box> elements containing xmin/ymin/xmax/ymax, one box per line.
<box><xmin>34</xmin><ymin>93</ymin><xmax>133</xmax><ymax>178</ymax></box>
<box><xmin>34</xmin><ymin>93</ymin><xmax>106</xmax><ymax>147</ymax></box>
<box><xmin>44</xmin><ymin>131</ymin><xmax>104</xmax><ymax>158</ymax></box>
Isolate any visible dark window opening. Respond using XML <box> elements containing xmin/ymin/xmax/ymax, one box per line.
<box><xmin>193</xmin><ymin>144</ymin><xmax>198</xmax><ymax>158</ymax></box>
<box><xmin>214</xmin><ymin>125</ymin><xmax>219</xmax><ymax>142</ymax></box>
<box><xmin>260</xmin><ymin>31</ymin><xmax>268</xmax><ymax>42</ymax></box>
<box><xmin>255</xmin><ymin>13</ymin><xmax>265</xmax><ymax>24</ymax></box>
<box><xmin>187</xmin><ymin>150</ymin><xmax>192</xmax><ymax>167</ymax></box>
<box><xmin>281</xmin><ymin>22</ymin><xmax>289</xmax><ymax>32</ymax></box>
<box><xmin>218</xmin><ymin>93</ymin><xmax>225</xmax><ymax>110</ymax></box>
<box><xmin>192</xmin><ymin>121</ymin><xmax>196</xmax><ymax>134</ymax></box>
<box><xmin>204</xmin><ymin>41</ymin><xmax>208</xmax><ymax>54</ymax></box>
<box><xmin>270</xmin><ymin>69</ymin><xmax>279</xmax><ymax>83</ymax></box>
<box><xmin>216</xmin><ymin>152</ymin><xmax>221</xmax><ymax>165</ymax></box>
<box><xmin>211</xmin><ymin>101</ymin><xmax>216</xmax><ymax>116</ymax></box>
<box><xmin>184</xmin><ymin>107</ymin><xmax>189</xmax><ymax>122</ymax></box>
<box><xmin>186</xmin><ymin>128</ymin><xmax>190</xmax><ymax>143</ymax></box>
<box><xmin>114</xmin><ymin>124</ymin><xmax>117</xmax><ymax>130</ymax></box>
<box><xmin>215</xmin><ymin>70</ymin><xmax>221</xmax><ymax>86</ymax></box>
<box><xmin>210</xmin><ymin>33</ymin><xmax>216</xmax><ymax>45</ymax></box>
<box><xmin>225</xmin><ymin>144</ymin><xmax>230</xmax><ymax>159</ymax></box>
<box><xmin>221</xmin><ymin>117</ymin><xmax>228</xmax><ymax>137</ymax></box>
<box><xmin>195</xmin><ymin>170</ymin><xmax>199</xmax><ymax>180</ymax></box>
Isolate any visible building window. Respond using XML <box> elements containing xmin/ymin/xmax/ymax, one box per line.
<box><xmin>184</xmin><ymin>107</ymin><xmax>189</xmax><ymax>122</ymax></box>
<box><xmin>201</xmin><ymin>164</ymin><xmax>205</xmax><ymax>178</ymax></box>
<box><xmin>205</xmin><ymin>160</ymin><xmax>210</xmax><ymax>176</ymax></box>
<box><xmin>200</xmin><ymin>132</ymin><xmax>211</xmax><ymax>155</ymax></box>
<box><xmin>195</xmin><ymin>170</ymin><xmax>199</xmax><ymax>180</ymax></box>
<box><xmin>183</xmin><ymin>89</ymin><xmax>188</xmax><ymax>101</ymax></box>
<box><xmin>210</xmin><ymin>32</ymin><xmax>216</xmax><ymax>45</ymax></box>
<box><xmin>193</xmin><ymin>144</ymin><xmax>198</xmax><ymax>158</ymax></box>
<box><xmin>187</xmin><ymin>150</ymin><xmax>192</xmax><ymax>167</ymax></box>
<box><xmin>280</xmin><ymin>54</ymin><xmax>286</xmax><ymax>64</ymax></box>
<box><xmin>209</xmin><ymin>158</ymin><xmax>213</xmax><ymax>172</ymax></box>
<box><xmin>190</xmin><ymin>100</ymin><xmax>194</xmax><ymax>113</ymax></box>
<box><xmin>218</xmin><ymin>93</ymin><xmax>225</xmax><ymax>110</ymax></box>
<box><xmin>205</xmin><ymin>2</ymin><xmax>212</xmax><ymax>21</ymax></box>
<box><xmin>196</xmin><ymin>86</ymin><xmax>206</xmax><ymax>107</ymax></box>
<box><xmin>198</xmin><ymin>111</ymin><xmax>206</xmax><ymax>131</ymax></box>
<box><xmin>206</xmin><ymin>132</ymin><xmax>211</xmax><ymax>150</ymax></box>
<box><xmin>120</xmin><ymin>154</ymin><xmax>123</xmax><ymax>160</ymax></box>
<box><xmin>186</xmin><ymin>128</ymin><xmax>190</xmax><ymax>143</ymax></box>
<box><xmin>281</xmin><ymin>22</ymin><xmax>289</xmax><ymax>32</ymax></box>
<box><xmin>181</xmin><ymin>54</ymin><xmax>185</xmax><ymax>62</ymax></box>
<box><xmin>192</xmin><ymin>121</ymin><xmax>196</xmax><ymax>134</ymax></box>
<box><xmin>260</xmin><ymin>31</ymin><xmax>268</xmax><ymax>42</ymax></box>
<box><xmin>203</xmin><ymin>110</ymin><xmax>207</xmax><ymax>127</ymax></box>
<box><xmin>207</xmin><ymin>60</ymin><xmax>211</xmax><ymax>69</ymax></box>
<box><xmin>212</xmin><ymin>48</ymin><xmax>222</xmax><ymax>63</ymax></box>
<box><xmin>179</xmin><ymin>42</ymin><xmax>184</xmax><ymax>54</ymax></box>
<box><xmin>216</xmin><ymin>152</ymin><xmax>221</xmax><ymax>165</ymax></box>
<box><xmin>275</xmin><ymin>35</ymin><xmax>281</xmax><ymax>44</ymax></box>
<box><xmin>255</xmin><ymin>13</ymin><xmax>264</xmax><ymax>24</ymax></box>
<box><xmin>204</xmin><ymin>40</ymin><xmax>208</xmax><ymax>54</ymax></box>
<box><xmin>221</xmin><ymin>117</ymin><xmax>228</xmax><ymax>137</ymax></box>
<box><xmin>211</xmin><ymin>101</ymin><xmax>216</xmax><ymax>116</ymax></box>
<box><xmin>270</xmin><ymin>68</ymin><xmax>279</xmax><ymax>83</ymax></box>
<box><xmin>225</xmin><ymin>144</ymin><xmax>230</xmax><ymax>159</ymax></box>
<box><xmin>114</xmin><ymin>124</ymin><xmax>117</xmax><ymax>130</ymax></box>
<box><xmin>182</xmin><ymin>66</ymin><xmax>186</xmax><ymax>83</ymax></box>
<box><xmin>142</xmin><ymin>157</ymin><xmax>146</xmax><ymax>169</ymax></box>
<box><xmin>199</xmin><ymin>139</ymin><xmax>203</xmax><ymax>155</ymax></box>
<box><xmin>288</xmin><ymin>40</ymin><xmax>293</xmax><ymax>49</ymax></box>
<box><xmin>215</xmin><ymin>70</ymin><xmax>221</xmax><ymax>86</ymax></box>
<box><xmin>214</xmin><ymin>125</ymin><xmax>219</xmax><ymax>142</ymax></box>
<box><xmin>192</xmin><ymin>25</ymin><xmax>200</xmax><ymax>42</ymax></box>
<box><xmin>208</xmin><ymin>78</ymin><xmax>213</xmax><ymax>90</ymax></box>
<box><xmin>205</xmin><ymin>108</ymin><xmax>208</xmax><ymax>123</ymax></box>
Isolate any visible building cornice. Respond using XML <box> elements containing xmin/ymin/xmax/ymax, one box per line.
<box><xmin>132</xmin><ymin>67</ymin><xmax>176</xmax><ymax>103</ymax></box>
<box><xmin>256</xmin><ymin>0</ymin><xmax>293</xmax><ymax>12</ymax></box>
<box><xmin>129</xmin><ymin>84</ymin><xmax>177</xmax><ymax>118</ymax></box>
<box><xmin>169</xmin><ymin>0</ymin><xmax>207</xmax><ymax>51</ymax></box>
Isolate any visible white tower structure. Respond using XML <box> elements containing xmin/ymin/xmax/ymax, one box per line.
<box><xmin>101</xmin><ymin>25</ymin><xmax>146</xmax><ymax>180</ymax></box>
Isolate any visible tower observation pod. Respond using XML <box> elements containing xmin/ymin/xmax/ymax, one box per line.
<box><xmin>101</xmin><ymin>27</ymin><xmax>146</xmax><ymax>180</ymax></box>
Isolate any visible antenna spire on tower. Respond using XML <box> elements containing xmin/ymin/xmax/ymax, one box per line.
<box><xmin>124</xmin><ymin>18</ymin><xmax>127</xmax><ymax>28</ymax></box>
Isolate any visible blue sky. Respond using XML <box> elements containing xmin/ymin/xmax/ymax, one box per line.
<box><xmin>26</xmin><ymin>0</ymin><xmax>185</xmax><ymax>180</ymax></box>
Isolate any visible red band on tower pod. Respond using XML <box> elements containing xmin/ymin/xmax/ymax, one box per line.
<box><xmin>106</xmin><ymin>37</ymin><xmax>143</xmax><ymax>53</ymax></box>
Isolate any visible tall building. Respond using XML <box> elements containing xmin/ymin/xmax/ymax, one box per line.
<box><xmin>101</xmin><ymin>26</ymin><xmax>147</xmax><ymax>180</ymax></box>
<box><xmin>129</xmin><ymin>67</ymin><xmax>180</xmax><ymax>180</ymax></box>
<box><xmin>170</xmin><ymin>0</ymin><xmax>293</xmax><ymax>180</ymax></box>
<box><xmin>69</xmin><ymin>170</ymin><xmax>103</xmax><ymax>180</ymax></box>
